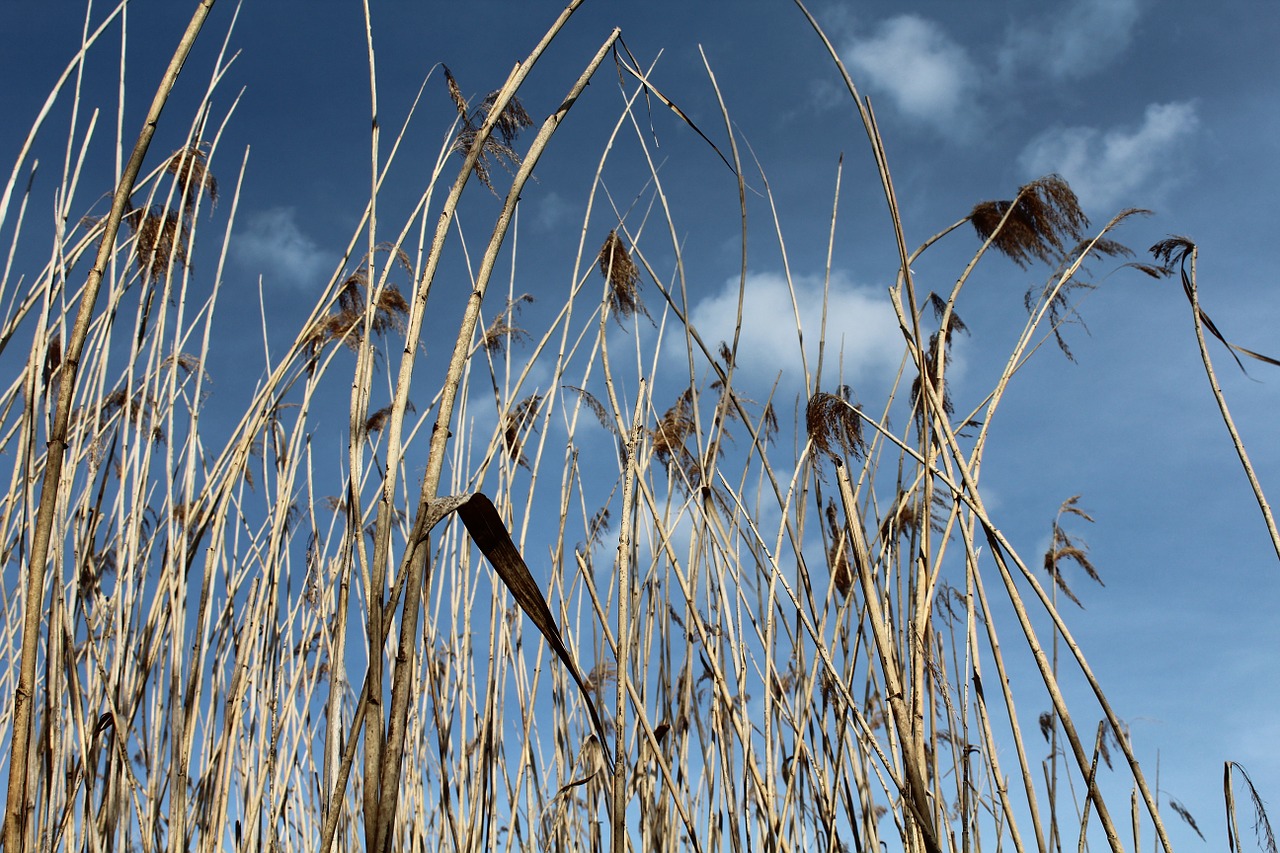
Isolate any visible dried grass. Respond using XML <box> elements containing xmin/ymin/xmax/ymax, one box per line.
<box><xmin>0</xmin><ymin>8</ymin><xmax>1238</xmax><ymax>853</ymax></box>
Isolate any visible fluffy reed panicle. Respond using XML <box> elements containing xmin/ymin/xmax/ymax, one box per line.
<box><xmin>970</xmin><ymin>175</ymin><xmax>1087</xmax><ymax>268</ymax></box>
<box><xmin>597</xmin><ymin>230</ymin><xmax>646</xmax><ymax>322</ymax></box>
<box><xmin>305</xmin><ymin>244</ymin><xmax>412</xmax><ymax>358</ymax></box>
<box><xmin>165</xmin><ymin>145</ymin><xmax>218</xmax><ymax>215</ymax></box>
<box><xmin>366</xmin><ymin>400</ymin><xmax>415</xmax><ymax>434</ymax></box>
<box><xmin>502</xmin><ymin>393</ymin><xmax>542</xmax><ymax>469</ymax></box>
<box><xmin>878</xmin><ymin>490</ymin><xmax>922</xmax><ymax>542</ymax></box>
<box><xmin>125</xmin><ymin>206</ymin><xmax>188</xmax><ymax>281</ymax></box>
<box><xmin>805</xmin><ymin>387</ymin><xmax>865</xmax><ymax>460</ymax></box>
<box><xmin>910</xmin><ymin>294</ymin><xmax>968</xmax><ymax>422</ymax></box>
<box><xmin>444</xmin><ymin>65</ymin><xmax>533</xmax><ymax>192</ymax></box>
<box><xmin>119</xmin><ymin>144</ymin><xmax>218</xmax><ymax>280</ymax></box>
<box><xmin>41</xmin><ymin>335</ymin><xmax>61</xmax><ymax>393</ymax></box>
<box><xmin>481</xmin><ymin>294</ymin><xmax>534</xmax><ymax>353</ymax></box>
<box><xmin>651</xmin><ymin>387</ymin><xmax>696</xmax><ymax>469</ymax></box>
<box><xmin>1042</xmin><ymin>495</ymin><xmax>1103</xmax><ymax>608</ymax></box>
<box><xmin>1150</xmin><ymin>235</ymin><xmax>1196</xmax><ymax>271</ymax></box>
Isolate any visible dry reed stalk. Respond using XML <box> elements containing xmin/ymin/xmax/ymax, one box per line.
<box><xmin>1152</xmin><ymin>238</ymin><xmax>1280</xmax><ymax>563</ymax></box>
<box><xmin>343</xmin><ymin>19</ymin><xmax>618</xmax><ymax>853</ymax></box>
<box><xmin>611</xmin><ymin>380</ymin><xmax>645</xmax><ymax>853</ymax></box>
<box><xmin>1</xmin><ymin>3</ymin><xmax>1247</xmax><ymax>850</ymax></box>
<box><xmin>4</xmin><ymin>4</ymin><xmax>217</xmax><ymax>850</ymax></box>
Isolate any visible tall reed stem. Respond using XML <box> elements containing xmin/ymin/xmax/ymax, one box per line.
<box><xmin>3</xmin><ymin>5</ymin><xmax>216</xmax><ymax>851</ymax></box>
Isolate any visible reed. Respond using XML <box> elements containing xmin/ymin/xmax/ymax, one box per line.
<box><xmin>0</xmin><ymin>2</ymin><xmax>1267</xmax><ymax>852</ymax></box>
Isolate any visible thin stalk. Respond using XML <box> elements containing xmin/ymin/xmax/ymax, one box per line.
<box><xmin>1184</xmin><ymin>246</ymin><xmax>1280</xmax><ymax>562</ymax></box>
<box><xmin>612</xmin><ymin>380</ymin><xmax>646</xmax><ymax>853</ymax></box>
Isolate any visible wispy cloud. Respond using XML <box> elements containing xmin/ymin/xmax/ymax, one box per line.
<box><xmin>531</xmin><ymin>190</ymin><xmax>575</xmax><ymax>231</ymax></box>
<box><xmin>1002</xmin><ymin>0</ymin><xmax>1141</xmax><ymax>79</ymax></box>
<box><xmin>841</xmin><ymin>15</ymin><xmax>980</xmax><ymax>138</ymax></box>
<box><xmin>232</xmin><ymin>207</ymin><xmax>330</xmax><ymax>289</ymax></box>
<box><xmin>1019</xmin><ymin>101</ymin><xmax>1199</xmax><ymax>211</ymax></box>
<box><xmin>685</xmin><ymin>271</ymin><xmax>902</xmax><ymax>390</ymax></box>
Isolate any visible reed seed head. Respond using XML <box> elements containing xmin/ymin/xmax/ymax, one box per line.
<box><xmin>971</xmin><ymin>175</ymin><xmax>1088</xmax><ymax>268</ymax></box>
<box><xmin>597</xmin><ymin>230</ymin><xmax>647</xmax><ymax>323</ymax></box>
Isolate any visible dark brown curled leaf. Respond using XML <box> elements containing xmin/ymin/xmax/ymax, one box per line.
<box><xmin>438</xmin><ymin>492</ymin><xmax>613</xmax><ymax>766</ymax></box>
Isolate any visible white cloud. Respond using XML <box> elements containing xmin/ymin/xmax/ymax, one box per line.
<box><xmin>1018</xmin><ymin>101</ymin><xmax>1199</xmax><ymax>211</ymax></box>
<box><xmin>532</xmin><ymin>190</ymin><xmax>574</xmax><ymax>231</ymax></box>
<box><xmin>232</xmin><ymin>207</ymin><xmax>330</xmax><ymax>289</ymax></box>
<box><xmin>842</xmin><ymin>15</ymin><xmax>980</xmax><ymax>136</ymax></box>
<box><xmin>685</xmin><ymin>271</ymin><xmax>902</xmax><ymax>390</ymax></box>
<box><xmin>1002</xmin><ymin>0</ymin><xmax>1141</xmax><ymax>79</ymax></box>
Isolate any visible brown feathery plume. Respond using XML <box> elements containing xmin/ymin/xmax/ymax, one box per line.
<box><xmin>877</xmin><ymin>488</ymin><xmax>948</xmax><ymax>543</ymax></box>
<box><xmin>502</xmin><ymin>394</ymin><xmax>543</xmax><ymax>469</ymax></box>
<box><xmin>1037</xmin><ymin>711</ymin><xmax>1054</xmax><ymax>743</ymax></box>
<box><xmin>444</xmin><ymin>69</ymin><xmax>534</xmax><ymax>192</ymax></box>
<box><xmin>970</xmin><ymin>175</ymin><xmax>1088</xmax><ymax>268</ymax></box>
<box><xmin>824</xmin><ymin>498</ymin><xmax>853</xmax><ymax>599</ymax></box>
<box><xmin>759</xmin><ymin>402</ymin><xmax>779</xmax><ymax>444</ymax></box>
<box><xmin>304</xmin><ymin>311</ymin><xmax>361</xmax><ymax>356</ymax></box>
<box><xmin>443</xmin><ymin>65</ymin><xmax>468</xmax><ymax>115</ymax></box>
<box><xmin>1042</xmin><ymin>495</ymin><xmax>1103</xmax><ymax>608</ymax></box>
<box><xmin>717</xmin><ymin>341</ymin><xmax>734</xmax><ymax>368</ymax></box>
<box><xmin>481</xmin><ymin>293</ymin><xmax>534</xmax><ymax>353</ymax></box>
<box><xmin>911</xmin><ymin>333</ymin><xmax>954</xmax><ymax>421</ymax></box>
<box><xmin>337</xmin><ymin>269</ymin><xmax>366</xmax><ymax>315</ymax></box>
<box><xmin>1168</xmin><ymin>799</ymin><xmax>1205</xmax><ymax>842</ymax></box>
<box><xmin>651</xmin><ymin>387</ymin><xmax>697</xmax><ymax>469</ymax></box>
<box><xmin>586</xmin><ymin>506</ymin><xmax>611</xmax><ymax>547</ymax></box>
<box><xmin>480</xmin><ymin>89</ymin><xmax>533</xmax><ymax>148</ymax></box>
<box><xmin>879</xmin><ymin>490</ymin><xmax>921</xmax><ymax>542</ymax></box>
<box><xmin>1151</xmin><ymin>236</ymin><xmax>1280</xmax><ymax>373</ymax></box>
<box><xmin>1026</xmin><ymin>231</ymin><xmax>1141</xmax><ymax>361</ymax></box>
<box><xmin>911</xmin><ymin>295</ymin><xmax>968</xmax><ymax>421</ymax></box>
<box><xmin>373</xmin><ymin>286</ymin><xmax>410</xmax><ymax>335</ymax></box>
<box><xmin>1225</xmin><ymin>763</ymin><xmax>1277</xmax><ymax>853</ymax></box>
<box><xmin>574</xmin><ymin>505</ymin><xmax>612</xmax><ymax>558</ymax></box>
<box><xmin>806</xmin><ymin>386</ymin><xmax>865</xmax><ymax>461</ymax></box>
<box><xmin>165</xmin><ymin>144</ymin><xmax>217</xmax><ymax>215</ymax></box>
<box><xmin>563</xmin><ymin>385</ymin><xmax>620</xmax><ymax>437</ymax></box>
<box><xmin>1149</xmin><ymin>235</ymin><xmax>1196</xmax><ymax>270</ymax></box>
<box><xmin>125</xmin><ymin>205</ymin><xmax>189</xmax><ymax>281</ymax></box>
<box><xmin>925</xmin><ymin>291</ymin><xmax>969</xmax><ymax>342</ymax></box>
<box><xmin>650</xmin><ymin>386</ymin><xmax>728</xmax><ymax>505</ymax></box>
<box><xmin>582</xmin><ymin>661</ymin><xmax>617</xmax><ymax>695</ymax></box>
<box><xmin>596</xmin><ymin>230</ymin><xmax>648</xmax><ymax>323</ymax></box>
<box><xmin>161</xmin><ymin>352</ymin><xmax>206</xmax><ymax>380</ymax></box>
<box><xmin>307</xmin><ymin>246</ymin><xmax>412</xmax><ymax>359</ymax></box>
<box><xmin>93</xmin><ymin>388</ymin><xmax>166</xmax><ymax>446</ymax></box>
<box><xmin>366</xmin><ymin>400</ymin><xmax>415</xmax><ymax>434</ymax></box>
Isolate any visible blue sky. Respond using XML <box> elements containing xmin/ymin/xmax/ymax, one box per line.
<box><xmin>4</xmin><ymin>0</ymin><xmax>1279</xmax><ymax>847</ymax></box>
